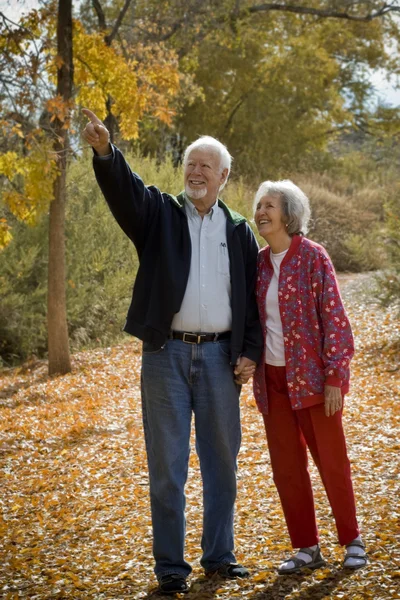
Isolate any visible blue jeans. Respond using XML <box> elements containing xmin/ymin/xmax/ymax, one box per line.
<box><xmin>141</xmin><ymin>338</ymin><xmax>242</xmax><ymax>578</ymax></box>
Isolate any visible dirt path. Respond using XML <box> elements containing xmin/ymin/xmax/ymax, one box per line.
<box><xmin>0</xmin><ymin>273</ymin><xmax>399</xmax><ymax>599</ymax></box>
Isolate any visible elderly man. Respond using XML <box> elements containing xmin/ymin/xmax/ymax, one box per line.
<box><xmin>82</xmin><ymin>109</ymin><xmax>263</xmax><ymax>595</ymax></box>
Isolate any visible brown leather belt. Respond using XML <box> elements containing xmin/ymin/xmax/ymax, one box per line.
<box><xmin>169</xmin><ymin>331</ymin><xmax>231</xmax><ymax>344</ymax></box>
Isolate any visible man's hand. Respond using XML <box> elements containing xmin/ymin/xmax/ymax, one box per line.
<box><xmin>82</xmin><ymin>108</ymin><xmax>111</xmax><ymax>156</ymax></box>
<box><xmin>324</xmin><ymin>385</ymin><xmax>342</xmax><ymax>417</ymax></box>
<box><xmin>234</xmin><ymin>356</ymin><xmax>256</xmax><ymax>385</ymax></box>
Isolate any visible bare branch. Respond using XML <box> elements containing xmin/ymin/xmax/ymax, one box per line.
<box><xmin>0</xmin><ymin>11</ymin><xmax>42</xmax><ymax>59</ymax></box>
<box><xmin>91</xmin><ymin>0</ymin><xmax>107</xmax><ymax>31</ymax></box>
<box><xmin>154</xmin><ymin>1</ymin><xmax>400</xmax><ymax>48</ymax></box>
<box><xmin>106</xmin><ymin>0</ymin><xmax>134</xmax><ymax>44</ymax></box>
<box><xmin>245</xmin><ymin>2</ymin><xmax>399</xmax><ymax>22</ymax></box>
<box><xmin>222</xmin><ymin>96</ymin><xmax>247</xmax><ymax>136</ymax></box>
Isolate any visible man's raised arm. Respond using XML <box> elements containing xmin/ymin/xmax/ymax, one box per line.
<box><xmin>80</xmin><ymin>107</ymin><xmax>162</xmax><ymax>252</ymax></box>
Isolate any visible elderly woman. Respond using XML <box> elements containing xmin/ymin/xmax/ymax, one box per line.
<box><xmin>252</xmin><ymin>180</ymin><xmax>367</xmax><ymax>574</ymax></box>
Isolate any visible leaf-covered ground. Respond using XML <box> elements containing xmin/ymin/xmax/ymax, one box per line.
<box><xmin>1</xmin><ymin>274</ymin><xmax>399</xmax><ymax>600</ymax></box>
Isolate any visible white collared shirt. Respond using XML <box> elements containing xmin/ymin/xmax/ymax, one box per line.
<box><xmin>170</xmin><ymin>197</ymin><xmax>232</xmax><ymax>333</ymax></box>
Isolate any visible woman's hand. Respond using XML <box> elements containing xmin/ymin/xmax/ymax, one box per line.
<box><xmin>324</xmin><ymin>385</ymin><xmax>342</xmax><ymax>417</ymax></box>
<box><xmin>234</xmin><ymin>357</ymin><xmax>256</xmax><ymax>384</ymax></box>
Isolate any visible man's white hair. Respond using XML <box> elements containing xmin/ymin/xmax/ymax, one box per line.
<box><xmin>183</xmin><ymin>135</ymin><xmax>232</xmax><ymax>190</ymax></box>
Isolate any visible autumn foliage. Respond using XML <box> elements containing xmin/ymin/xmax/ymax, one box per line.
<box><xmin>1</xmin><ymin>274</ymin><xmax>399</xmax><ymax>599</ymax></box>
<box><xmin>0</xmin><ymin>5</ymin><xmax>180</xmax><ymax>247</ymax></box>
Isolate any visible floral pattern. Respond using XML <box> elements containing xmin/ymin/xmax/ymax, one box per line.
<box><xmin>253</xmin><ymin>235</ymin><xmax>354</xmax><ymax>414</ymax></box>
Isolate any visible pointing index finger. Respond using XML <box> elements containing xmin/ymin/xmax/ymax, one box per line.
<box><xmin>82</xmin><ymin>108</ymin><xmax>103</xmax><ymax>125</ymax></box>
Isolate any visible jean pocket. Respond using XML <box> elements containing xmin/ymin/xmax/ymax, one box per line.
<box><xmin>142</xmin><ymin>341</ymin><xmax>165</xmax><ymax>355</ymax></box>
<box><xmin>218</xmin><ymin>340</ymin><xmax>231</xmax><ymax>358</ymax></box>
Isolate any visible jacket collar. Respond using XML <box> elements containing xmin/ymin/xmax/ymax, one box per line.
<box><xmin>264</xmin><ymin>234</ymin><xmax>303</xmax><ymax>268</ymax></box>
<box><xmin>173</xmin><ymin>191</ymin><xmax>246</xmax><ymax>225</ymax></box>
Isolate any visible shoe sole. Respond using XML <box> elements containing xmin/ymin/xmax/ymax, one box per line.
<box><xmin>158</xmin><ymin>587</ymin><xmax>189</xmax><ymax>595</ymax></box>
<box><xmin>278</xmin><ymin>559</ymin><xmax>326</xmax><ymax>576</ymax></box>
<box><xmin>343</xmin><ymin>558</ymin><xmax>368</xmax><ymax>570</ymax></box>
<box><xmin>205</xmin><ymin>571</ymin><xmax>250</xmax><ymax>579</ymax></box>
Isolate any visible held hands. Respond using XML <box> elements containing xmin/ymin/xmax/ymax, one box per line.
<box><xmin>324</xmin><ymin>384</ymin><xmax>343</xmax><ymax>417</ymax></box>
<box><xmin>234</xmin><ymin>356</ymin><xmax>256</xmax><ymax>385</ymax></box>
<box><xmin>82</xmin><ymin>108</ymin><xmax>111</xmax><ymax>156</ymax></box>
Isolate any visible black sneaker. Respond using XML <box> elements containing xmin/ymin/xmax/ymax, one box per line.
<box><xmin>206</xmin><ymin>563</ymin><xmax>250</xmax><ymax>579</ymax></box>
<box><xmin>158</xmin><ymin>574</ymin><xmax>189</xmax><ymax>595</ymax></box>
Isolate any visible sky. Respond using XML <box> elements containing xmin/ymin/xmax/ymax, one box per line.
<box><xmin>1</xmin><ymin>0</ymin><xmax>400</xmax><ymax>108</ymax></box>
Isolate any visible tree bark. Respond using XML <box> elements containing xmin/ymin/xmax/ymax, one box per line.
<box><xmin>47</xmin><ymin>0</ymin><xmax>73</xmax><ymax>375</ymax></box>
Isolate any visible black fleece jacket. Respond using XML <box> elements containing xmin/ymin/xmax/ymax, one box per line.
<box><xmin>93</xmin><ymin>146</ymin><xmax>263</xmax><ymax>365</ymax></box>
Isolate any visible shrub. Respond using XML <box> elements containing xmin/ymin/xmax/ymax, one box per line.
<box><xmin>0</xmin><ymin>152</ymin><xmax>189</xmax><ymax>364</ymax></box>
<box><xmin>297</xmin><ymin>176</ymin><xmax>384</xmax><ymax>272</ymax></box>
<box><xmin>0</xmin><ymin>214</ymin><xmax>48</xmax><ymax>365</ymax></box>
<box><xmin>376</xmin><ymin>186</ymin><xmax>400</xmax><ymax>311</ymax></box>
<box><xmin>0</xmin><ymin>153</ymin><xmax>389</xmax><ymax>364</ymax></box>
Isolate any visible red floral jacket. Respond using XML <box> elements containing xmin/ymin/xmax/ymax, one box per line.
<box><xmin>253</xmin><ymin>235</ymin><xmax>354</xmax><ymax>414</ymax></box>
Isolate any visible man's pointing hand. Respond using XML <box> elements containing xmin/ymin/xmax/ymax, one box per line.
<box><xmin>82</xmin><ymin>108</ymin><xmax>111</xmax><ymax>156</ymax></box>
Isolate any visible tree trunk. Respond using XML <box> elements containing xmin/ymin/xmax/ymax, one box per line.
<box><xmin>47</xmin><ymin>0</ymin><xmax>73</xmax><ymax>375</ymax></box>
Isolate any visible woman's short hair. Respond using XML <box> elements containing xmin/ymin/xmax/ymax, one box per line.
<box><xmin>183</xmin><ymin>136</ymin><xmax>232</xmax><ymax>190</ymax></box>
<box><xmin>253</xmin><ymin>179</ymin><xmax>311</xmax><ymax>236</ymax></box>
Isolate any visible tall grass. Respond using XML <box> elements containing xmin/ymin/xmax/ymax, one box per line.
<box><xmin>0</xmin><ymin>152</ymin><xmax>387</xmax><ymax>365</ymax></box>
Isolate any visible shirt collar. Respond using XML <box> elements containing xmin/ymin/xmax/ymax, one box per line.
<box><xmin>184</xmin><ymin>194</ymin><xmax>218</xmax><ymax>220</ymax></box>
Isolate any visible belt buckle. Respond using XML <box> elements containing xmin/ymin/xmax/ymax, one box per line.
<box><xmin>182</xmin><ymin>332</ymin><xmax>198</xmax><ymax>344</ymax></box>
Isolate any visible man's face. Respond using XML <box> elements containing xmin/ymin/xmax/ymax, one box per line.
<box><xmin>184</xmin><ymin>147</ymin><xmax>228</xmax><ymax>205</ymax></box>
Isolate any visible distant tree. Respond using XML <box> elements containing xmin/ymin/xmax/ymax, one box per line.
<box><xmin>87</xmin><ymin>0</ymin><xmax>400</xmax><ymax>174</ymax></box>
<box><xmin>0</xmin><ymin>1</ymin><xmax>180</xmax><ymax>373</ymax></box>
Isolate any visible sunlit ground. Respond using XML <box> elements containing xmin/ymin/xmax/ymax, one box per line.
<box><xmin>1</xmin><ymin>273</ymin><xmax>399</xmax><ymax>599</ymax></box>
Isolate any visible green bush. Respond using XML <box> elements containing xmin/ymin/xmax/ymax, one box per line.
<box><xmin>376</xmin><ymin>186</ymin><xmax>400</xmax><ymax>310</ymax></box>
<box><xmin>0</xmin><ymin>152</ymin><xmax>187</xmax><ymax>364</ymax></box>
<box><xmin>297</xmin><ymin>176</ymin><xmax>384</xmax><ymax>272</ymax></box>
<box><xmin>224</xmin><ymin>173</ymin><xmax>386</xmax><ymax>273</ymax></box>
<box><xmin>0</xmin><ymin>214</ymin><xmax>48</xmax><ymax>364</ymax></box>
<box><xmin>0</xmin><ymin>152</ymin><xmax>389</xmax><ymax>365</ymax></box>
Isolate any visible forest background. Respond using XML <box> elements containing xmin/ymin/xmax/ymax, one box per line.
<box><xmin>0</xmin><ymin>0</ymin><xmax>400</xmax><ymax>370</ymax></box>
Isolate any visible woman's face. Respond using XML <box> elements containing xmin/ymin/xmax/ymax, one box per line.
<box><xmin>254</xmin><ymin>194</ymin><xmax>288</xmax><ymax>241</ymax></box>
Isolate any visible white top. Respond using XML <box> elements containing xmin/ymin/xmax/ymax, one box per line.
<box><xmin>170</xmin><ymin>197</ymin><xmax>232</xmax><ymax>333</ymax></box>
<box><xmin>265</xmin><ymin>249</ymin><xmax>288</xmax><ymax>366</ymax></box>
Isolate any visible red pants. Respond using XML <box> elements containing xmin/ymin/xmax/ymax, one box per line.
<box><xmin>263</xmin><ymin>365</ymin><xmax>360</xmax><ymax>548</ymax></box>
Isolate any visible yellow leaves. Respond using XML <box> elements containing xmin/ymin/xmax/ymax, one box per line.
<box><xmin>0</xmin><ymin>139</ymin><xmax>59</xmax><ymax>243</ymax></box>
<box><xmin>152</xmin><ymin>106</ymin><xmax>176</xmax><ymax>126</ymax></box>
<box><xmin>391</xmin><ymin>571</ymin><xmax>400</xmax><ymax>579</ymax></box>
<box><xmin>313</xmin><ymin>568</ymin><xmax>332</xmax><ymax>580</ymax></box>
<box><xmin>46</xmin><ymin>95</ymin><xmax>73</xmax><ymax>124</ymax></box>
<box><xmin>2</xmin><ymin>190</ymin><xmax>34</xmax><ymax>223</ymax></box>
<box><xmin>0</xmin><ymin>151</ymin><xmax>21</xmax><ymax>179</ymax></box>
<box><xmin>0</xmin><ymin>276</ymin><xmax>399</xmax><ymax>598</ymax></box>
<box><xmin>74</xmin><ymin>25</ymin><xmax>139</xmax><ymax>137</ymax></box>
<box><xmin>73</xmin><ymin>22</ymin><xmax>180</xmax><ymax>139</ymax></box>
<box><xmin>252</xmin><ymin>571</ymin><xmax>269</xmax><ymax>582</ymax></box>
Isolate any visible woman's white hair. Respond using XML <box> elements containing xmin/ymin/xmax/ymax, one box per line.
<box><xmin>183</xmin><ymin>135</ymin><xmax>232</xmax><ymax>190</ymax></box>
<box><xmin>253</xmin><ymin>179</ymin><xmax>311</xmax><ymax>236</ymax></box>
